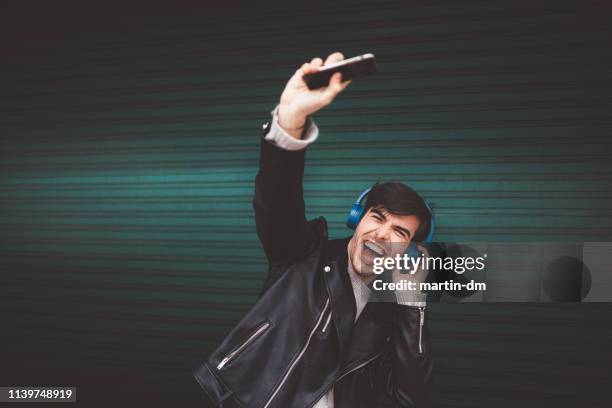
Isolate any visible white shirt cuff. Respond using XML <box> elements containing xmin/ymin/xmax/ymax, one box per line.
<box><xmin>264</xmin><ymin>105</ymin><xmax>319</xmax><ymax>151</ymax></box>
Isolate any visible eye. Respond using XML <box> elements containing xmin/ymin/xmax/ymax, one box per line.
<box><xmin>372</xmin><ymin>214</ymin><xmax>383</xmax><ymax>222</ymax></box>
<box><xmin>396</xmin><ymin>227</ymin><xmax>412</xmax><ymax>239</ymax></box>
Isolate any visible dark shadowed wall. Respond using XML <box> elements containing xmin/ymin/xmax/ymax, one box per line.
<box><xmin>1</xmin><ymin>1</ymin><xmax>612</xmax><ymax>407</ymax></box>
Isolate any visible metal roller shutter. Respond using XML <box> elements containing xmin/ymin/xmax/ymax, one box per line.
<box><xmin>1</xmin><ymin>1</ymin><xmax>611</xmax><ymax>406</ymax></box>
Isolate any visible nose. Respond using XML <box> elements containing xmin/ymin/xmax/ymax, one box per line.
<box><xmin>374</xmin><ymin>222</ymin><xmax>392</xmax><ymax>241</ymax></box>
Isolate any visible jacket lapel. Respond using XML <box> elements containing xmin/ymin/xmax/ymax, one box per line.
<box><xmin>342</xmin><ymin>302</ymin><xmax>397</xmax><ymax>370</ymax></box>
<box><xmin>323</xmin><ymin>237</ymin><xmax>398</xmax><ymax>370</ymax></box>
<box><xmin>323</xmin><ymin>238</ymin><xmax>356</xmax><ymax>361</ymax></box>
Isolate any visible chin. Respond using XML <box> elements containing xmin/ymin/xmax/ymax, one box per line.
<box><xmin>352</xmin><ymin>258</ymin><xmax>373</xmax><ymax>278</ymax></box>
<box><xmin>356</xmin><ymin>269</ymin><xmax>374</xmax><ymax>278</ymax></box>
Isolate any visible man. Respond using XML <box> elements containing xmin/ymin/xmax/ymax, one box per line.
<box><xmin>193</xmin><ymin>52</ymin><xmax>433</xmax><ymax>407</ymax></box>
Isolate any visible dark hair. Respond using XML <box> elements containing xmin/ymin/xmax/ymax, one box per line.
<box><xmin>363</xmin><ymin>182</ymin><xmax>432</xmax><ymax>242</ymax></box>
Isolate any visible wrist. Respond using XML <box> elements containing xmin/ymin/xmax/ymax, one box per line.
<box><xmin>278</xmin><ymin>105</ymin><xmax>308</xmax><ymax>132</ymax></box>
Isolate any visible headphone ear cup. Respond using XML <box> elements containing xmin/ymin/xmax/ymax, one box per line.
<box><xmin>405</xmin><ymin>242</ymin><xmax>420</xmax><ymax>260</ymax></box>
<box><xmin>347</xmin><ymin>203</ymin><xmax>365</xmax><ymax>230</ymax></box>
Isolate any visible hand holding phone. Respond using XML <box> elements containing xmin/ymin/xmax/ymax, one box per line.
<box><xmin>303</xmin><ymin>53</ymin><xmax>378</xmax><ymax>90</ymax></box>
<box><xmin>278</xmin><ymin>52</ymin><xmax>363</xmax><ymax>138</ymax></box>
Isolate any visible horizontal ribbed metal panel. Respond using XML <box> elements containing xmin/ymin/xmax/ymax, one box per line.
<box><xmin>1</xmin><ymin>1</ymin><xmax>611</xmax><ymax>406</ymax></box>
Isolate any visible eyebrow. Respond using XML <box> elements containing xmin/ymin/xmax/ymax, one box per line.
<box><xmin>371</xmin><ymin>208</ymin><xmax>412</xmax><ymax>238</ymax></box>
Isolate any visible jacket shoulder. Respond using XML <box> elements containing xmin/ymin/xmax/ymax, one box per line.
<box><xmin>259</xmin><ymin>216</ymin><xmax>329</xmax><ymax>292</ymax></box>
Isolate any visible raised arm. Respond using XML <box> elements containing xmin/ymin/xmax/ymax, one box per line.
<box><xmin>253</xmin><ymin>52</ymin><xmax>351</xmax><ymax>267</ymax></box>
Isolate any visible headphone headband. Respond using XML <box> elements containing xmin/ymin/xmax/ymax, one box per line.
<box><xmin>354</xmin><ymin>187</ymin><xmax>372</xmax><ymax>206</ymax></box>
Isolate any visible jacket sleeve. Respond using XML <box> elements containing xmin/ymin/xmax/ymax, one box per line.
<box><xmin>340</xmin><ymin>306</ymin><xmax>433</xmax><ymax>407</ymax></box>
<box><xmin>253</xmin><ymin>134</ymin><xmax>320</xmax><ymax>269</ymax></box>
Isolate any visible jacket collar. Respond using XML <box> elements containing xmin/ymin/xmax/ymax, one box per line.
<box><xmin>324</xmin><ymin>236</ymin><xmax>398</xmax><ymax>369</ymax></box>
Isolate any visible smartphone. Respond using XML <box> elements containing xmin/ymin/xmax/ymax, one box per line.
<box><xmin>303</xmin><ymin>53</ymin><xmax>377</xmax><ymax>90</ymax></box>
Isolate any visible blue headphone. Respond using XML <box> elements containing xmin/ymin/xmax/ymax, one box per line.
<box><xmin>346</xmin><ymin>186</ymin><xmax>436</xmax><ymax>258</ymax></box>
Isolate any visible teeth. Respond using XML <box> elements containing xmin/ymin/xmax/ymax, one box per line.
<box><xmin>365</xmin><ymin>241</ymin><xmax>385</xmax><ymax>256</ymax></box>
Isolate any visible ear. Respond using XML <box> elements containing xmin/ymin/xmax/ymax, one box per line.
<box><xmin>347</xmin><ymin>204</ymin><xmax>366</xmax><ymax>230</ymax></box>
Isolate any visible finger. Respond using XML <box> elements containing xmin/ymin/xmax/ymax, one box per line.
<box><xmin>301</xmin><ymin>59</ymin><xmax>321</xmax><ymax>75</ymax></box>
<box><xmin>329</xmin><ymin>72</ymin><xmax>343</xmax><ymax>87</ymax></box>
<box><xmin>338</xmin><ymin>79</ymin><xmax>352</xmax><ymax>91</ymax></box>
<box><xmin>310</xmin><ymin>57</ymin><xmax>323</xmax><ymax>69</ymax></box>
<box><xmin>289</xmin><ymin>63</ymin><xmax>308</xmax><ymax>83</ymax></box>
<box><xmin>324</xmin><ymin>51</ymin><xmax>344</xmax><ymax>66</ymax></box>
<box><xmin>300</xmin><ymin>63</ymin><xmax>316</xmax><ymax>76</ymax></box>
<box><xmin>322</xmin><ymin>72</ymin><xmax>346</xmax><ymax>101</ymax></box>
<box><xmin>330</xmin><ymin>72</ymin><xmax>350</xmax><ymax>90</ymax></box>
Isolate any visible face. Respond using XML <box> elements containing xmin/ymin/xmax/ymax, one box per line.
<box><xmin>348</xmin><ymin>207</ymin><xmax>421</xmax><ymax>281</ymax></box>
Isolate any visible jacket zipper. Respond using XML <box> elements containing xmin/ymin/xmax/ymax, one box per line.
<box><xmin>418</xmin><ymin>307</ymin><xmax>425</xmax><ymax>355</ymax></box>
<box><xmin>336</xmin><ymin>308</ymin><xmax>425</xmax><ymax>380</ymax></box>
<box><xmin>306</xmin><ymin>307</ymin><xmax>424</xmax><ymax>407</ymax></box>
<box><xmin>308</xmin><ymin>307</ymin><xmax>425</xmax><ymax>408</ymax></box>
<box><xmin>321</xmin><ymin>310</ymin><xmax>333</xmax><ymax>333</ymax></box>
<box><xmin>335</xmin><ymin>352</ymin><xmax>381</xmax><ymax>383</ymax></box>
<box><xmin>217</xmin><ymin>322</ymin><xmax>271</xmax><ymax>370</ymax></box>
<box><xmin>263</xmin><ymin>298</ymin><xmax>330</xmax><ymax>408</ymax></box>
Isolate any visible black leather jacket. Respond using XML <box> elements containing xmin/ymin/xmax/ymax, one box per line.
<box><xmin>193</xmin><ymin>132</ymin><xmax>433</xmax><ymax>407</ymax></box>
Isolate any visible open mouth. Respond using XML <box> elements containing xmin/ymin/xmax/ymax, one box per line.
<box><xmin>363</xmin><ymin>240</ymin><xmax>386</xmax><ymax>258</ymax></box>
